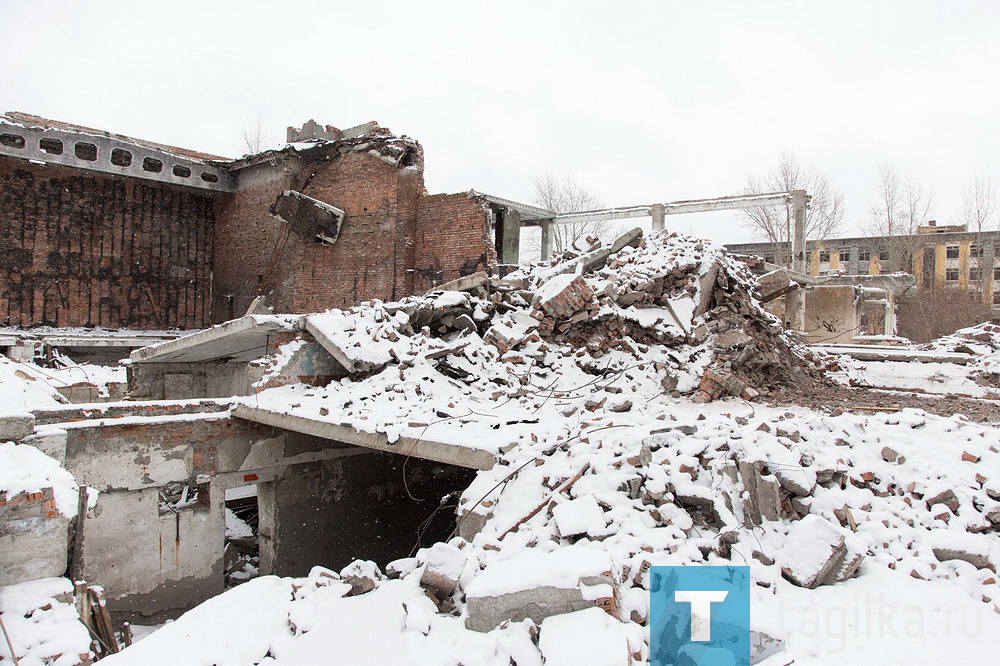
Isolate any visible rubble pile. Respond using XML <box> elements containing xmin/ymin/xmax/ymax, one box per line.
<box><xmin>62</xmin><ymin>231</ymin><xmax>1000</xmax><ymax>664</ymax></box>
<box><xmin>305</xmin><ymin>229</ymin><xmax>822</xmax><ymax>406</ymax></box>
<box><xmin>923</xmin><ymin>322</ymin><xmax>1000</xmax><ymax>388</ymax></box>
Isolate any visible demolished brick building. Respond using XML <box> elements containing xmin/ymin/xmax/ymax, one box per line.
<box><xmin>0</xmin><ymin>112</ymin><xmax>498</xmax><ymax>329</ymax></box>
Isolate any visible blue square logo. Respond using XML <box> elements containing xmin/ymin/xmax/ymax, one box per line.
<box><xmin>650</xmin><ymin>566</ymin><xmax>752</xmax><ymax>666</ymax></box>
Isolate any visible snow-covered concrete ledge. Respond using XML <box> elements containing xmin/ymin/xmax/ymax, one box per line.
<box><xmin>232</xmin><ymin>404</ymin><xmax>497</xmax><ymax>470</ymax></box>
<box><xmin>129</xmin><ymin>315</ymin><xmax>306</xmax><ymax>364</ymax></box>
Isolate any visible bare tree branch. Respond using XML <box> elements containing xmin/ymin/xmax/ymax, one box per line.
<box><xmin>961</xmin><ymin>175</ymin><xmax>997</xmax><ymax>232</ymax></box>
<box><xmin>739</xmin><ymin>152</ymin><xmax>845</xmax><ymax>265</ymax></box>
<box><xmin>531</xmin><ymin>173</ymin><xmax>607</xmax><ymax>253</ymax></box>
<box><xmin>240</xmin><ymin>116</ymin><xmax>272</xmax><ymax>156</ymax></box>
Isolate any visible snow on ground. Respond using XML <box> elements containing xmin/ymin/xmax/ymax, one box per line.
<box><xmin>0</xmin><ymin>356</ymin><xmax>67</xmax><ymax>413</ymax></box>
<box><xmin>831</xmin><ymin>358</ymin><xmax>1000</xmax><ymax>398</ymax></box>
<box><xmin>0</xmin><ymin>578</ymin><xmax>94</xmax><ymax>666</ymax></box>
<box><xmin>28</xmin><ymin>360</ymin><xmax>127</xmax><ymax>398</ymax></box>
<box><xmin>826</xmin><ymin>322</ymin><xmax>1000</xmax><ymax>399</ymax></box>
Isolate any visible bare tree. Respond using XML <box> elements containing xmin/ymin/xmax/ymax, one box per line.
<box><xmin>739</xmin><ymin>152</ymin><xmax>845</xmax><ymax>265</ymax></box>
<box><xmin>532</xmin><ymin>173</ymin><xmax>607</xmax><ymax>253</ymax></box>
<box><xmin>862</xmin><ymin>166</ymin><xmax>934</xmax><ymax>273</ymax></box>
<box><xmin>240</xmin><ymin>116</ymin><xmax>272</xmax><ymax>156</ymax></box>
<box><xmin>961</xmin><ymin>175</ymin><xmax>997</xmax><ymax>232</ymax></box>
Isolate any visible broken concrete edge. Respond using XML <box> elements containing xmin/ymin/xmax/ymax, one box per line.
<box><xmin>424</xmin><ymin>271</ymin><xmax>489</xmax><ymax>295</ymax></box>
<box><xmin>302</xmin><ymin>318</ymin><xmax>374</xmax><ymax>376</ymax></box>
<box><xmin>129</xmin><ymin>315</ymin><xmax>306</xmax><ymax>364</ymax></box>
<box><xmin>232</xmin><ymin>404</ymin><xmax>497</xmax><ymax>471</ymax></box>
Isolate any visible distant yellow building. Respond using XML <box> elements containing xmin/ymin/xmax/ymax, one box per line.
<box><xmin>726</xmin><ymin>222</ymin><xmax>1000</xmax><ymax>314</ymax></box>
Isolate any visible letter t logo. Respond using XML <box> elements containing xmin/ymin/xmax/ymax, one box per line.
<box><xmin>674</xmin><ymin>590</ymin><xmax>729</xmax><ymax>641</ymax></box>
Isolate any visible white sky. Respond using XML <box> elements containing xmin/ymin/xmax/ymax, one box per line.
<box><xmin>2</xmin><ymin>1</ymin><xmax>998</xmax><ymax>245</ymax></box>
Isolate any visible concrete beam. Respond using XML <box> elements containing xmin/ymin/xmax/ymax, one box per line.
<box><xmin>0</xmin><ymin>119</ymin><xmax>234</xmax><ymax>192</ymax></box>
<box><xmin>232</xmin><ymin>404</ymin><xmax>497</xmax><ymax>470</ymax></box>
<box><xmin>129</xmin><ymin>315</ymin><xmax>305</xmax><ymax>364</ymax></box>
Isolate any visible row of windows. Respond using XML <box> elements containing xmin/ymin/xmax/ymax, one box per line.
<box><xmin>945</xmin><ymin>266</ymin><xmax>1000</xmax><ymax>282</ymax></box>
<box><xmin>0</xmin><ymin>132</ymin><xmax>220</xmax><ymax>183</ymax></box>
<box><xmin>765</xmin><ymin>245</ymin><xmax>990</xmax><ymax>266</ymax></box>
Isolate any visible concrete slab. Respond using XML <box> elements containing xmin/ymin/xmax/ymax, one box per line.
<box><xmin>232</xmin><ymin>404</ymin><xmax>497</xmax><ymax>470</ymax></box>
<box><xmin>812</xmin><ymin>344</ymin><xmax>974</xmax><ymax>364</ymax></box>
<box><xmin>130</xmin><ymin>315</ymin><xmax>305</xmax><ymax>364</ymax></box>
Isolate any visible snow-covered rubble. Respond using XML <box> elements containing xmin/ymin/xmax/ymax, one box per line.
<box><xmin>0</xmin><ymin>578</ymin><xmax>94</xmax><ymax>666</ymax></box>
<box><xmin>31</xmin><ymin>231</ymin><xmax>1000</xmax><ymax>664</ymax></box>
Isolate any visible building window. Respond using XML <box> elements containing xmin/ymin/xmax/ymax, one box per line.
<box><xmin>946</xmin><ymin>268</ymin><xmax>959</xmax><ymax>281</ymax></box>
<box><xmin>970</xmin><ymin>267</ymin><xmax>982</xmax><ymax>281</ymax></box>
<box><xmin>839</xmin><ymin>249</ymin><xmax>850</xmax><ymax>262</ymax></box>
<box><xmin>859</xmin><ymin>249</ymin><xmax>871</xmax><ymax>262</ymax></box>
<box><xmin>995</xmin><ymin>266</ymin><xmax>1000</xmax><ymax>281</ymax></box>
<box><xmin>971</xmin><ymin>244</ymin><xmax>984</xmax><ymax>257</ymax></box>
<box><xmin>946</xmin><ymin>245</ymin><xmax>960</xmax><ymax>259</ymax></box>
<box><xmin>878</xmin><ymin>250</ymin><xmax>889</xmax><ymax>261</ymax></box>
<box><xmin>142</xmin><ymin>157</ymin><xmax>163</xmax><ymax>173</ymax></box>
<box><xmin>995</xmin><ymin>291</ymin><xmax>1000</xmax><ymax>306</ymax></box>
<box><xmin>819</xmin><ymin>250</ymin><xmax>831</xmax><ymax>263</ymax></box>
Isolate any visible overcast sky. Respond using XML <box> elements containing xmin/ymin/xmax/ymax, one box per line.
<box><xmin>3</xmin><ymin>1</ymin><xmax>998</xmax><ymax>245</ymax></box>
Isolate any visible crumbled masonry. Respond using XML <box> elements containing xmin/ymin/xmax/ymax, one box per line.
<box><xmin>6</xmin><ymin>230</ymin><xmax>1000</xmax><ymax>664</ymax></box>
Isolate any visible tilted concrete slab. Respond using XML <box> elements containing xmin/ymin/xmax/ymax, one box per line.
<box><xmin>129</xmin><ymin>315</ymin><xmax>306</xmax><ymax>364</ymax></box>
<box><xmin>303</xmin><ymin>317</ymin><xmax>383</xmax><ymax>375</ymax></box>
<box><xmin>233</xmin><ymin>404</ymin><xmax>497</xmax><ymax>470</ymax></box>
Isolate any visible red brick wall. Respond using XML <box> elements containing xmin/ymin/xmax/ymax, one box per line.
<box><xmin>0</xmin><ymin>158</ymin><xmax>216</xmax><ymax>329</ymax></box>
<box><xmin>414</xmin><ymin>193</ymin><xmax>495</xmax><ymax>291</ymax></box>
<box><xmin>211</xmin><ymin>162</ymin><xmax>297</xmax><ymax>322</ymax></box>
<box><xmin>286</xmin><ymin>150</ymin><xmax>420</xmax><ymax>311</ymax></box>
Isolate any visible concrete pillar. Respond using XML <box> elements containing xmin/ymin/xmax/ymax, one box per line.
<box><xmin>651</xmin><ymin>203</ymin><xmax>666</xmax><ymax>233</ymax></box>
<box><xmin>501</xmin><ymin>208</ymin><xmax>521</xmax><ymax>265</ymax></box>
<box><xmin>787</xmin><ymin>190</ymin><xmax>808</xmax><ymax>331</ymax></box>
<box><xmin>790</xmin><ymin>190</ymin><xmax>807</xmax><ymax>274</ymax></box>
<box><xmin>540</xmin><ymin>219</ymin><xmax>553</xmax><ymax>261</ymax></box>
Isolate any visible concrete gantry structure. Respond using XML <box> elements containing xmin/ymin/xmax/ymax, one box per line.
<box><xmin>475</xmin><ymin>189</ymin><xmax>809</xmax><ymax>265</ymax></box>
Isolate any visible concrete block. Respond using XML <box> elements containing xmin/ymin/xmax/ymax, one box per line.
<box><xmin>0</xmin><ymin>514</ymin><xmax>69</xmax><ymax>585</ymax></box>
<box><xmin>738</xmin><ymin>461</ymin><xmax>782</xmax><ymax>525</ymax></box>
<box><xmin>419</xmin><ymin>542</ymin><xmax>467</xmax><ymax>597</ymax></box>
<box><xmin>464</xmin><ymin>546</ymin><xmax>619</xmax><ymax>632</ymax></box>
<box><xmin>779</xmin><ymin>515</ymin><xmax>847</xmax><ymax>589</ymax></box>
<box><xmin>270</xmin><ymin>190</ymin><xmax>345</xmax><ymax>244</ymax></box>
<box><xmin>21</xmin><ymin>427</ymin><xmax>68</xmax><ymax>464</ymax></box>
<box><xmin>0</xmin><ymin>413</ymin><xmax>36</xmax><ymax>441</ymax></box>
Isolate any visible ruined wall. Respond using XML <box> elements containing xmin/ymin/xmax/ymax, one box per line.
<box><xmin>0</xmin><ymin>158</ymin><xmax>216</xmax><ymax>329</ymax></box>
<box><xmin>211</xmin><ymin>161</ymin><xmax>298</xmax><ymax>322</ymax></box>
<box><xmin>213</xmin><ymin>151</ymin><xmax>496</xmax><ymax>320</ymax></box>
<box><xmin>414</xmin><ymin>193</ymin><xmax>495</xmax><ymax>291</ymax></box>
<box><xmin>285</xmin><ymin>151</ymin><xmax>423</xmax><ymax>312</ymax></box>
<box><xmin>0</xmin><ymin>486</ymin><xmax>69</xmax><ymax>585</ymax></box>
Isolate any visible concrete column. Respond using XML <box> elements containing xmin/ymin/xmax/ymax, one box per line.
<box><xmin>540</xmin><ymin>219</ymin><xmax>552</xmax><ymax>261</ymax></box>
<box><xmin>502</xmin><ymin>208</ymin><xmax>521</xmax><ymax>265</ymax></box>
<box><xmin>790</xmin><ymin>190</ymin><xmax>808</xmax><ymax>274</ymax></box>
<box><xmin>786</xmin><ymin>190</ymin><xmax>808</xmax><ymax>332</ymax></box>
<box><xmin>651</xmin><ymin>203</ymin><xmax>666</xmax><ymax>232</ymax></box>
